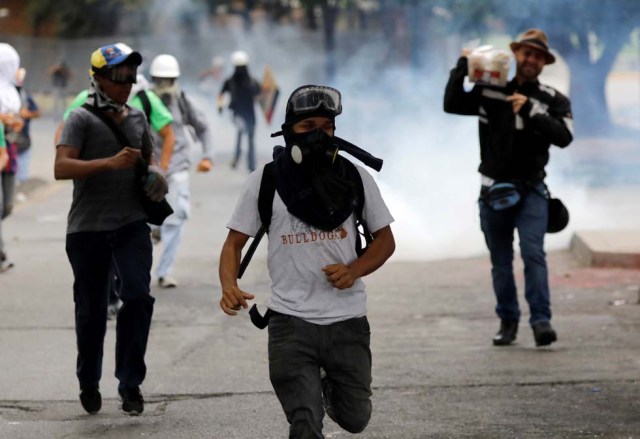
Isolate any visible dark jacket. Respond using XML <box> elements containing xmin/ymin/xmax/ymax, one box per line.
<box><xmin>220</xmin><ymin>67</ymin><xmax>261</xmax><ymax>124</ymax></box>
<box><xmin>444</xmin><ymin>56</ymin><xmax>573</xmax><ymax>182</ymax></box>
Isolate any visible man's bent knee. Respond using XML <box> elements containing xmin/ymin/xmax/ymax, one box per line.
<box><xmin>333</xmin><ymin>403</ymin><xmax>371</xmax><ymax>434</ymax></box>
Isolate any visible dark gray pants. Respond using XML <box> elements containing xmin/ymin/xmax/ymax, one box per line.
<box><xmin>0</xmin><ymin>172</ymin><xmax>16</xmax><ymax>256</ymax></box>
<box><xmin>268</xmin><ymin>313</ymin><xmax>372</xmax><ymax>438</ymax></box>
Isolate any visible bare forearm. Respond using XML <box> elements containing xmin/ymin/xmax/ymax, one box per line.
<box><xmin>219</xmin><ymin>240</ymin><xmax>242</xmax><ymax>290</ymax></box>
<box><xmin>54</xmin><ymin>156</ymin><xmax>111</xmax><ymax>180</ymax></box>
<box><xmin>54</xmin><ymin>122</ymin><xmax>64</xmax><ymax>145</ymax></box>
<box><xmin>348</xmin><ymin>226</ymin><xmax>395</xmax><ymax>279</ymax></box>
<box><xmin>0</xmin><ymin>149</ymin><xmax>8</xmax><ymax>170</ymax></box>
<box><xmin>158</xmin><ymin>125</ymin><xmax>175</xmax><ymax>171</ymax></box>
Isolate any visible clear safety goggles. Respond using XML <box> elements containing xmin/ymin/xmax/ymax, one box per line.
<box><xmin>287</xmin><ymin>85</ymin><xmax>342</xmax><ymax>117</ymax></box>
<box><xmin>96</xmin><ymin>64</ymin><xmax>138</xmax><ymax>85</ymax></box>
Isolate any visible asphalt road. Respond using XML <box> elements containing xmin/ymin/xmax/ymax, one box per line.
<box><xmin>0</xmin><ymin>117</ymin><xmax>639</xmax><ymax>438</ymax></box>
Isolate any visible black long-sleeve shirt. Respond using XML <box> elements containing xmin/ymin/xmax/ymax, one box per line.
<box><xmin>444</xmin><ymin>57</ymin><xmax>573</xmax><ymax>182</ymax></box>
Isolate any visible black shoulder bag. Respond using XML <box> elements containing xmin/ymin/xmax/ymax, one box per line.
<box><xmin>81</xmin><ymin>103</ymin><xmax>173</xmax><ymax>225</ymax></box>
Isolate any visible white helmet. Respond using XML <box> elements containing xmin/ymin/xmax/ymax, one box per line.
<box><xmin>231</xmin><ymin>50</ymin><xmax>249</xmax><ymax>67</ymax></box>
<box><xmin>150</xmin><ymin>54</ymin><xmax>180</xmax><ymax>78</ymax></box>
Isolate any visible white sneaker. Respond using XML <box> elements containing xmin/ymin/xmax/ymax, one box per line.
<box><xmin>158</xmin><ymin>276</ymin><xmax>178</xmax><ymax>288</ymax></box>
<box><xmin>107</xmin><ymin>300</ymin><xmax>123</xmax><ymax>320</ymax></box>
<box><xmin>150</xmin><ymin>228</ymin><xmax>161</xmax><ymax>245</ymax></box>
<box><xmin>15</xmin><ymin>192</ymin><xmax>27</xmax><ymax>203</ymax></box>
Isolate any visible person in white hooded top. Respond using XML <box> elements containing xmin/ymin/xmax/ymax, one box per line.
<box><xmin>0</xmin><ymin>43</ymin><xmax>23</xmax><ymax>272</ymax></box>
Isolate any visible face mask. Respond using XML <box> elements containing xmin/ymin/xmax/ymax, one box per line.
<box><xmin>285</xmin><ymin>129</ymin><xmax>338</xmax><ymax>167</ymax></box>
<box><xmin>153</xmin><ymin>78</ymin><xmax>179</xmax><ymax>99</ymax></box>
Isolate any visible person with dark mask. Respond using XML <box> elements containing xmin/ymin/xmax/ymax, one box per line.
<box><xmin>217</xmin><ymin>50</ymin><xmax>261</xmax><ymax>172</ymax></box>
<box><xmin>444</xmin><ymin>29</ymin><xmax>574</xmax><ymax>348</ymax></box>
<box><xmin>219</xmin><ymin>85</ymin><xmax>396</xmax><ymax>438</ymax></box>
<box><xmin>55</xmin><ymin>43</ymin><xmax>168</xmax><ymax>416</ymax></box>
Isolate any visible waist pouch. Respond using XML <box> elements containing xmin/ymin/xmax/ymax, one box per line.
<box><xmin>484</xmin><ymin>182</ymin><xmax>522</xmax><ymax>211</ymax></box>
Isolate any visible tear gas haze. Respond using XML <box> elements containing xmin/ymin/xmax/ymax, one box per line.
<box><xmin>147</xmin><ymin>2</ymin><xmax>639</xmax><ymax>262</ymax></box>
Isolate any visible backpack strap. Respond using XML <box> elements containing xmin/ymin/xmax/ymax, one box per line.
<box><xmin>81</xmin><ymin>103</ymin><xmax>152</xmax><ymax>162</ymax></box>
<box><xmin>136</xmin><ymin>90</ymin><xmax>152</xmax><ymax>122</ymax></box>
<box><xmin>82</xmin><ymin>103</ymin><xmax>130</xmax><ymax>147</ymax></box>
<box><xmin>348</xmin><ymin>162</ymin><xmax>373</xmax><ymax>256</ymax></box>
<box><xmin>177</xmin><ymin>90</ymin><xmax>193</xmax><ymax>126</ymax></box>
<box><xmin>237</xmin><ymin>162</ymin><xmax>275</xmax><ymax>279</ymax></box>
<box><xmin>258</xmin><ymin>161</ymin><xmax>276</xmax><ymax>232</ymax></box>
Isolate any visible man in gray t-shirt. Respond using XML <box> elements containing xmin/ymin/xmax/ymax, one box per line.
<box><xmin>219</xmin><ymin>85</ymin><xmax>395</xmax><ymax>437</ymax></box>
<box><xmin>55</xmin><ymin>43</ymin><xmax>168</xmax><ymax>417</ymax></box>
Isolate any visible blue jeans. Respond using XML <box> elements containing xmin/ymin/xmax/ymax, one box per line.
<box><xmin>479</xmin><ymin>182</ymin><xmax>551</xmax><ymax>326</ymax></box>
<box><xmin>268</xmin><ymin>313</ymin><xmax>372</xmax><ymax>438</ymax></box>
<box><xmin>16</xmin><ymin>148</ymin><xmax>31</xmax><ymax>184</ymax></box>
<box><xmin>156</xmin><ymin>171</ymin><xmax>190</xmax><ymax>279</ymax></box>
<box><xmin>66</xmin><ymin>220</ymin><xmax>154</xmax><ymax>391</ymax></box>
<box><xmin>233</xmin><ymin>117</ymin><xmax>256</xmax><ymax>172</ymax></box>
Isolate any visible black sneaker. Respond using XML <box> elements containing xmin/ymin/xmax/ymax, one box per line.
<box><xmin>0</xmin><ymin>252</ymin><xmax>14</xmax><ymax>273</ymax></box>
<box><xmin>119</xmin><ymin>386</ymin><xmax>144</xmax><ymax>415</ymax></box>
<box><xmin>79</xmin><ymin>386</ymin><xmax>102</xmax><ymax>414</ymax></box>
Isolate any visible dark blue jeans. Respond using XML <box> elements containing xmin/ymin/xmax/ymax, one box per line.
<box><xmin>66</xmin><ymin>220</ymin><xmax>154</xmax><ymax>391</ymax></box>
<box><xmin>479</xmin><ymin>182</ymin><xmax>551</xmax><ymax>326</ymax></box>
<box><xmin>234</xmin><ymin>119</ymin><xmax>256</xmax><ymax>172</ymax></box>
<box><xmin>268</xmin><ymin>313</ymin><xmax>372</xmax><ymax>438</ymax></box>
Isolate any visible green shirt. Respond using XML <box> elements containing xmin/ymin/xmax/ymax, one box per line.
<box><xmin>0</xmin><ymin>123</ymin><xmax>5</xmax><ymax>148</ymax></box>
<box><xmin>63</xmin><ymin>89</ymin><xmax>173</xmax><ymax>132</ymax></box>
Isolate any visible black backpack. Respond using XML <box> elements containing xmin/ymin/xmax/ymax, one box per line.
<box><xmin>238</xmin><ymin>161</ymin><xmax>373</xmax><ymax>278</ymax></box>
<box><xmin>136</xmin><ymin>90</ymin><xmax>152</xmax><ymax>122</ymax></box>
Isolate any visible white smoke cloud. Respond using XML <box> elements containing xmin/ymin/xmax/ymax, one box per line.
<box><xmin>146</xmin><ymin>3</ymin><xmax>640</xmax><ymax>262</ymax></box>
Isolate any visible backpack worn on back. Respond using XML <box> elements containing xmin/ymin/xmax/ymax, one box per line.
<box><xmin>237</xmin><ymin>161</ymin><xmax>373</xmax><ymax>279</ymax></box>
<box><xmin>136</xmin><ymin>90</ymin><xmax>153</xmax><ymax>122</ymax></box>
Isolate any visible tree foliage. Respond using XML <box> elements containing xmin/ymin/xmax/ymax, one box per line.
<box><xmin>25</xmin><ymin>0</ymin><xmax>151</xmax><ymax>38</ymax></box>
<box><xmin>494</xmin><ymin>0</ymin><xmax>640</xmax><ymax>133</ymax></box>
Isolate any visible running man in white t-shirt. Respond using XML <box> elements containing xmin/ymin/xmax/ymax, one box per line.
<box><xmin>219</xmin><ymin>85</ymin><xmax>395</xmax><ymax>438</ymax></box>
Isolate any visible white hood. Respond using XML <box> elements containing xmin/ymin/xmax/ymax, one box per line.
<box><xmin>0</xmin><ymin>43</ymin><xmax>21</xmax><ymax>114</ymax></box>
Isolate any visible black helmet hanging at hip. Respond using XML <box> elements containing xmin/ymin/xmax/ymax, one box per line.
<box><xmin>547</xmin><ymin>198</ymin><xmax>569</xmax><ymax>233</ymax></box>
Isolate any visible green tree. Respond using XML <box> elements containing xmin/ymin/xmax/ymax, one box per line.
<box><xmin>25</xmin><ymin>0</ymin><xmax>151</xmax><ymax>38</ymax></box>
<box><xmin>497</xmin><ymin>0</ymin><xmax>640</xmax><ymax>135</ymax></box>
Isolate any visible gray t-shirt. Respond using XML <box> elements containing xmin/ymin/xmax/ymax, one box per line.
<box><xmin>227</xmin><ymin>164</ymin><xmax>394</xmax><ymax>325</ymax></box>
<box><xmin>58</xmin><ymin>106</ymin><xmax>149</xmax><ymax>234</ymax></box>
<box><xmin>151</xmin><ymin>91</ymin><xmax>214</xmax><ymax>175</ymax></box>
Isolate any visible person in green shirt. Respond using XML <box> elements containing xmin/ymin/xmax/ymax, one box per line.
<box><xmin>0</xmin><ymin>124</ymin><xmax>6</xmax><ymax>166</ymax></box>
<box><xmin>55</xmin><ymin>75</ymin><xmax>176</xmax><ymax>171</ymax></box>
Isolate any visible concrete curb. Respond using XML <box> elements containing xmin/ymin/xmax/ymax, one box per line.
<box><xmin>570</xmin><ymin>230</ymin><xmax>640</xmax><ymax>269</ymax></box>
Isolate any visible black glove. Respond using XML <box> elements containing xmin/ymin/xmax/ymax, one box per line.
<box><xmin>143</xmin><ymin>166</ymin><xmax>169</xmax><ymax>202</ymax></box>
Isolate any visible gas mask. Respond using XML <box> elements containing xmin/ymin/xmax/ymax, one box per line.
<box><xmin>284</xmin><ymin>128</ymin><xmax>339</xmax><ymax>168</ymax></box>
<box><xmin>152</xmin><ymin>77</ymin><xmax>179</xmax><ymax>104</ymax></box>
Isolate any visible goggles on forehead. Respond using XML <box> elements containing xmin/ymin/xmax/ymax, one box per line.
<box><xmin>287</xmin><ymin>85</ymin><xmax>342</xmax><ymax>117</ymax></box>
<box><xmin>95</xmin><ymin>64</ymin><xmax>138</xmax><ymax>85</ymax></box>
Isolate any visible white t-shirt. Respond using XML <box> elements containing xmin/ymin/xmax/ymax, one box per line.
<box><xmin>227</xmin><ymin>163</ymin><xmax>394</xmax><ymax>325</ymax></box>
